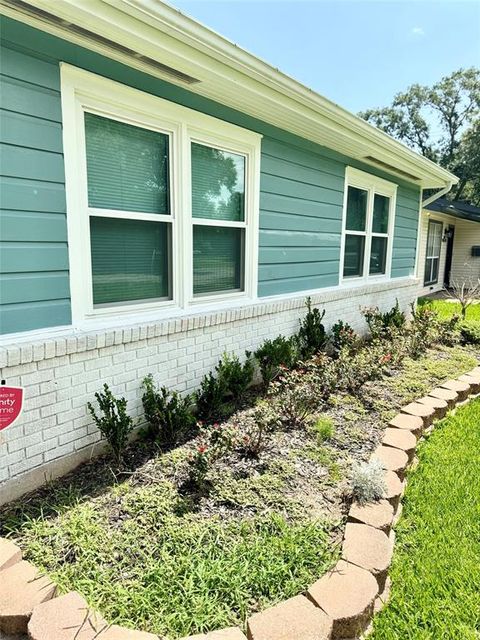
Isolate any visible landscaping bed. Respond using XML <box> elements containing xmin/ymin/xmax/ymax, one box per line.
<box><xmin>371</xmin><ymin>398</ymin><xmax>480</xmax><ymax>639</ymax></box>
<box><xmin>0</xmin><ymin>302</ymin><xmax>479</xmax><ymax>639</ymax></box>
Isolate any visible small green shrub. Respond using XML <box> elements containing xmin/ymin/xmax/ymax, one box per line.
<box><xmin>217</xmin><ymin>351</ymin><xmax>255</xmax><ymax>407</ymax></box>
<box><xmin>362</xmin><ymin>299</ymin><xmax>406</xmax><ymax>340</ymax></box>
<box><xmin>311</xmin><ymin>416</ymin><xmax>335</xmax><ymax>442</ymax></box>
<box><xmin>297</xmin><ymin>297</ymin><xmax>327</xmax><ymax>359</ymax></box>
<box><xmin>195</xmin><ymin>371</ymin><xmax>228</xmax><ymax>424</ymax></box>
<box><xmin>330</xmin><ymin>320</ymin><xmax>359</xmax><ymax>357</ymax></box>
<box><xmin>87</xmin><ymin>384</ymin><xmax>134</xmax><ymax>464</ymax></box>
<box><xmin>254</xmin><ymin>336</ymin><xmax>299</xmax><ymax>386</ymax></box>
<box><xmin>459</xmin><ymin>320</ymin><xmax>480</xmax><ymax>344</ymax></box>
<box><xmin>142</xmin><ymin>375</ymin><xmax>196</xmax><ymax>446</ymax></box>
<box><xmin>350</xmin><ymin>459</ymin><xmax>387</xmax><ymax>504</ymax></box>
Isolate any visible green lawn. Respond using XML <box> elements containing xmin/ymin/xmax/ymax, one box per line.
<box><xmin>371</xmin><ymin>398</ymin><xmax>480</xmax><ymax>640</ymax></box>
<box><xmin>418</xmin><ymin>297</ymin><xmax>480</xmax><ymax>321</ymax></box>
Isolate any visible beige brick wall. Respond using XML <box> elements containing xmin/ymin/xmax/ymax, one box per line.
<box><xmin>0</xmin><ymin>278</ymin><xmax>419</xmax><ymax>504</ymax></box>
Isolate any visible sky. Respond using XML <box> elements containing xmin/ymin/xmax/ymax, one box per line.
<box><xmin>169</xmin><ymin>0</ymin><xmax>480</xmax><ymax>114</ymax></box>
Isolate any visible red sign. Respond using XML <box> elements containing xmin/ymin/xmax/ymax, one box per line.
<box><xmin>0</xmin><ymin>387</ymin><xmax>24</xmax><ymax>431</ymax></box>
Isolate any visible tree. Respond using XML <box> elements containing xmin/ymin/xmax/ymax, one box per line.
<box><xmin>359</xmin><ymin>68</ymin><xmax>480</xmax><ymax>205</ymax></box>
<box><xmin>452</xmin><ymin>120</ymin><xmax>480</xmax><ymax>204</ymax></box>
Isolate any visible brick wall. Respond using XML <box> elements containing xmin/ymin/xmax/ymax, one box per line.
<box><xmin>0</xmin><ymin>278</ymin><xmax>419</xmax><ymax>504</ymax></box>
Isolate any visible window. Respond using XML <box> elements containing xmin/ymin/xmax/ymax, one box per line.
<box><xmin>424</xmin><ymin>220</ymin><xmax>442</xmax><ymax>285</ymax></box>
<box><xmin>84</xmin><ymin>113</ymin><xmax>172</xmax><ymax>307</ymax></box>
<box><xmin>61</xmin><ymin>65</ymin><xmax>261</xmax><ymax>323</ymax></box>
<box><xmin>191</xmin><ymin>143</ymin><xmax>246</xmax><ymax>296</ymax></box>
<box><xmin>341</xmin><ymin>167</ymin><xmax>397</xmax><ymax>283</ymax></box>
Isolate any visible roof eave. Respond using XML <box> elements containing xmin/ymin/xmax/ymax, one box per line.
<box><xmin>1</xmin><ymin>0</ymin><xmax>458</xmax><ymax>189</ymax></box>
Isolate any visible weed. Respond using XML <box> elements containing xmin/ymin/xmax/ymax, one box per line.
<box><xmin>311</xmin><ymin>416</ymin><xmax>335</xmax><ymax>442</ymax></box>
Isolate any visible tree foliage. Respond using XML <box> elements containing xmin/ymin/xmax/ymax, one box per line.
<box><xmin>359</xmin><ymin>68</ymin><xmax>480</xmax><ymax>205</ymax></box>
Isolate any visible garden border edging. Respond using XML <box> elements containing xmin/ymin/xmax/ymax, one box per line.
<box><xmin>1</xmin><ymin>366</ymin><xmax>479</xmax><ymax>640</ymax></box>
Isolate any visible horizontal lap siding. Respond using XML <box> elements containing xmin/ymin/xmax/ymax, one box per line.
<box><xmin>258</xmin><ymin>139</ymin><xmax>344</xmax><ymax>296</ymax></box>
<box><xmin>0</xmin><ymin>18</ymin><xmax>422</xmax><ymax>334</ymax></box>
<box><xmin>391</xmin><ymin>186</ymin><xmax>420</xmax><ymax>278</ymax></box>
<box><xmin>0</xmin><ymin>44</ymin><xmax>71</xmax><ymax>334</ymax></box>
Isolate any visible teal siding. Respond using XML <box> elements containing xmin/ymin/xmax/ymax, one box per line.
<box><xmin>0</xmin><ymin>17</ymin><xmax>421</xmax><ymax>334</ymax></box>
<box><xmin>258</xmin><ymin>138</ymin><xmax>344</xmax><ymax>296</ymax></box>
<box><xmin>0</xmin><ymin>36</ymin><xmax>69</xmax><ymax>335</ymax></box>
<box><xmin>391</xmin><ymin>187</ymin><xmax>421</xmax><ymax>278</ymax></box>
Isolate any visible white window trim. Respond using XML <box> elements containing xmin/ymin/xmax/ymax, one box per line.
<box><xmin>60</xmin><ymin>64</ymin><xmax>261</xmax><ymax>327</ymax></box>
<box><xmin>339</xmin><ymin>166</ymin><xmax>397</xmax><ymax>287</ymax></box>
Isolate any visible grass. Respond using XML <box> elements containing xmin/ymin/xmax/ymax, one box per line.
<box><xmin>371</xmin><ymin>398</ymin><xmax>480</xmax><ymax>640</ymax></box>
<box><xmin>418</xmin><ymin>297</ymin><xmax>480</xmax><ymax>321</ymax></box>
<box><xmin>2</xmin><ymin>487</ymin><xmax>338</xmax><ymax>638</ymax></box>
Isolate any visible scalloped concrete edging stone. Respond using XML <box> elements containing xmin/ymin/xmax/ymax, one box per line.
<box><xmin>0</xmin><ymin>365</ymin><xmax>479</xmax><ymax>640</ymax></box>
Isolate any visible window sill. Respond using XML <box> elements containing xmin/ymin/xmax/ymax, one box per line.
<box><xmin>0</xmin><ymin>276</ymin><xmax>421</xmax><ymax>362</ymax></box>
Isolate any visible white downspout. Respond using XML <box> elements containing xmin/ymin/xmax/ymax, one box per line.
<box><xmin>422</xmin><ymin>181</ymin><xmax>454</xmax><ymax>207</ymax></box>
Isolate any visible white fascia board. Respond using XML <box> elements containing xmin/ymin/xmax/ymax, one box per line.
<box><xmin>2</xmin><ymin>0</ymin><xmax>458</xmax><ymax>189</ymax></box>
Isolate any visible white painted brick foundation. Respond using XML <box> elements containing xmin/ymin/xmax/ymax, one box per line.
<box><xmin>0</xmin><ymin>278</ymin><xmax>419</xmax><ymax>504</ymax></box>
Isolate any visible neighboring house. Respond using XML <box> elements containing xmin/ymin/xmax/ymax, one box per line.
<box><xmin>0</xmin><ymin>0</ymin><xmax>457</xmax><ymax>503</ymax></box>
<box><xmin>418</xmin><ymin>199</ymin><xmax>480</xmax><ymax>297</ymax></box>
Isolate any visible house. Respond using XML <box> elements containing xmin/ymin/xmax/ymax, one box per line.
<box><xmin>418</xmin><ymin>198</ymin><xmax>480</xmax><ymax>297</ymax></box>
<box><xmin>0</xmin><ymin>0</ymin><xmax>457</xmax><ymax>504</ymax></box>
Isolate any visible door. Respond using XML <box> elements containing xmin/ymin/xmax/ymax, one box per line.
<box><xmin>443</xmin><ymin>225</ymin><xmax>455</xmax><ymax>288</ymax></box>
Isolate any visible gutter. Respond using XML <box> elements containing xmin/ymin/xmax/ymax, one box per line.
<box><xmin>422</xmin><ymin>182</ymin><xmax>455</xmax><ymax>208</ymax></box>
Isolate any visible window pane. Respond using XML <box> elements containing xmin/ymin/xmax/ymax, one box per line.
<box><xmin>343</xmin><ymin>234</ymin><xmax>365</xmax><ymax>277</ymax></box>
<box><xmin>424</xmin><ymin>257</ymin><xmax>439</xmax><ymax>285</ymax></box>
<box><xmin>369</xmin><ymin>236</ymin><xmax>388</xmax><ymax>275</ymax></box>
<box><xmin>191</xmin><ymin>143</ymin><xmax>245</xmax><ymax>221</ymax></box>
<box><xmin>85</xmin><ymin>113</ymin><xmax>169</xmax><ymax>214</ymax></box>
<box><xmin>424</xmin><ymin>257</ymin><xmax>433</xmax><ymax>285</ymax></box>
<box><xmin>372</xmin><ymin>194</ymin><xmax>390</xmax><ymax>234</ymax></box>
<box><xmin>345</xmin><ymin>186</ymin><xmax>368</xmax><ymax>232</ymax></box>
<box><xmin>193</xmin><ymin>226</ymin><xmax>244</xmax><ymax>295</ymax></box>
<box><xmin>432</xmin><ymin>224</ymin><xmax>442</xmax><ymax>255</ymax></box>
<box><xmin>90</xmin><ymin>217</ymin><xmax>170</xmax><ymax>305</ymax></box>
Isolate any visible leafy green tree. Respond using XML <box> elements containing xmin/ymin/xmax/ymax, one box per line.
<box><xmin>452</xmin><ymin>121</ymin><xmax>480</xmax><ymax>204</ymax></box>
<box><xmin>359</xmin><ymin>68</ymin><xmax>480</xmax><ymax>205</ymax></box>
